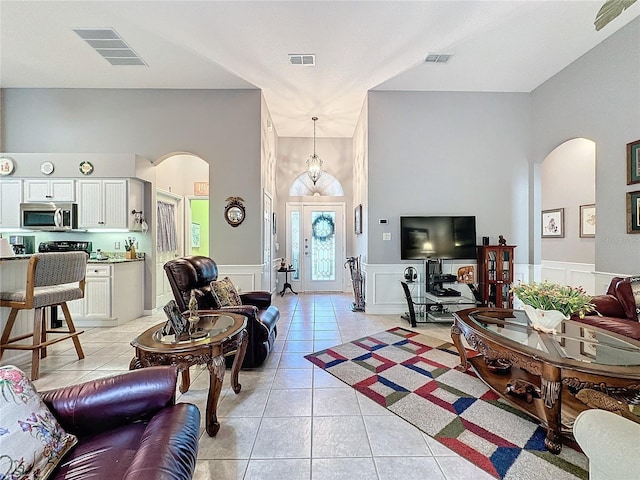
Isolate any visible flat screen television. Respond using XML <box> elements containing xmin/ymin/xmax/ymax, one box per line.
<box><xmin>400</xmin><ymin>216</ymin><xmax>477</xmax><ymax>260</ymax></box>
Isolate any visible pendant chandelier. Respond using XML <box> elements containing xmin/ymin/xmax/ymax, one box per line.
<box><xmin>306</xmin><ymin>116</ymin><xmax>323</xmax><ymax>185</ymax></box>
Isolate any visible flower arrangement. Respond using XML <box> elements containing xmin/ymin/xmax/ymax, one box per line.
<box><xmin>510</xmin><ymin>281</ymin><xmax>597</xmax><ymax>319</ymax></box>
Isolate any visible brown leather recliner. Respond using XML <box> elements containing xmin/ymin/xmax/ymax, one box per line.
<box><xmin>163</xmin><ymin>256</ymin><xmax>280</xmax><ymax>368</ymax></box>
<box><xmin>574</xmin><ymin>276</ymin><xmax>640</xmax><ymax>340</ymax></box>
<box><xmin>41</xmin><ymin>366</ymin><xmax>200</xmax><ymax>480</ymax></box>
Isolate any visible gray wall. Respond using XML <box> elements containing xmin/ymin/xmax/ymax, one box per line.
<box><xmin>1</xmin><ymin>88</ymin><xmax>262</xmax><ymax>265</ymax></box>
<box><xmin>367</xmin><ymin>91</ymin><xmax>531</xmax><ymax>265</ymax></box>
<box><xmin>531</xmin><ymin>16</ymin><xmax>640</xmax><ymax>275</ymax></box>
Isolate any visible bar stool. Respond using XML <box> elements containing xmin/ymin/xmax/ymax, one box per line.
<box><xmin>0</xmin><ymin>252</ymin><xmax>88</xmax><ymax>380</ymax></box>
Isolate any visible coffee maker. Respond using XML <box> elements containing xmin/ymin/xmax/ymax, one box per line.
<box><xmin>9</xmin><ymin>235</ymin><xmax>36</xmax><ymax>255</ymax></box>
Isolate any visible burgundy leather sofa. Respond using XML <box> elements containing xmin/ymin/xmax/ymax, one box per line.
<box><xmin>164</xmin><ymin>256</ymin><xmax>280</xmax><ymax>368</ymax></box>
<box><xmin>573</xmin><ymin>277</ymin><xmax>640</xmax><ymax>340</ymax></box>
<box><xmin>40</xmin><ymin>366</ymin><xmax>200</xmax><ymax>480</ymax></box>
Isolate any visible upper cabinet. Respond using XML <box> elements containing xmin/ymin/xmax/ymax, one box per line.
<box><xmin>77</xmin><ymin>179</ymin><xmax>143</xmax><ymax>229</ymax></box>
<box><xmin>24</xmin><ymin>179</ymin><xmax>75</xmax><ymax>202</ymax></box>
<box><xmin>0</xmin><ymin>179</ymin><xmax>22</xmax><ymax>228</ymax></box>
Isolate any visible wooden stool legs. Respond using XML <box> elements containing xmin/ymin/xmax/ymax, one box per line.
<box><xmin>0</xmin><ymin>303</ymin><xmax>84</xmax><ymax>380</ymax></box>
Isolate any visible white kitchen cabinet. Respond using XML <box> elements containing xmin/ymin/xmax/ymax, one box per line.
<box><xmin>66</xmin><ymin>264</ymin><xmax>111</xmax><ymax>320</ymax></box>
<box><xmin>64</xmin><ymin>261</ymin><xmax>143</xmax><ymax>326</ymax></box>
<box><xmin>0</xmin><ymin>179</ymin><xmax>22</xmax><ymax>228</ymax></box>
<box><xmin>24</xmin><ymin>179</ymin><xmax>75</xmax><ymax>202</ymax></box>
<box><xmin>77</xmin><ymin>179</ymin><xmax>143</xmax><ymax>229</ymax></box>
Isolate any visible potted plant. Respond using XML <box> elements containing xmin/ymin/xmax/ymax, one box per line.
<box><xmin>510</xmin><ymin>281</ymin><xmax>598</xmax><ymax>333</ymax></box>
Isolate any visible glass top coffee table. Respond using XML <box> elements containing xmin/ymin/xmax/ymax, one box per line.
<box><xmin>451</xmin><ymin>307</ymin><xmax>640</xmax><ymax>453</ymax></box>
<box><xmin>130</xmin><ymin>311</ymin><xmax>248</xmax><ymax>436</ymax></box>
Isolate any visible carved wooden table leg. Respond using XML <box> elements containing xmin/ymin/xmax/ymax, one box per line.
<box><xmin>206</xmin><ymin>355</ymin><xmax>226</xmax><ymax>436</ymax></box>
<box><xmin>541</xmin><ymin>363</ymin><xmax>563</xmax><ymax>454</ymax></box>
<box><xmin>179</xmin><ymin>369</ymin><xmax>191</xmax><ymax>394</ymax></box>
<box><xmin>231</xmin><ymin>329</ymin><xmax>248</xmax><ymax>394</ymax></box>
<box><xmin>451</xmin><ymin>322</ymin><xmax>469</xmax><ymax>371</ymax></box>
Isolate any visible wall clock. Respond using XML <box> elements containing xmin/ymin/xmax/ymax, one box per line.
<box><xmin>40</xmin><ymin>161</ymin><xmax>54</xmax><ymax>175</ymax></box>
<box><xmin>0</xmin><ymin>156</ymin><xmax>15</xmax><ymax>176</ymax></box>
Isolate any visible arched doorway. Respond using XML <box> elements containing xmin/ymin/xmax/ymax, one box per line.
<box><xmin>540</xmin><ymin>138</ymin><xmax>595</xmax><ymax>289</ymax></box>
<box><xmin>153</xmin><ymin>153</ymin><xmax>209</xmax><ymax>307</ymax></box>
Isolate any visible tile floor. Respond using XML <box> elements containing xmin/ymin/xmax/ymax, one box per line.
<box><xmin>9</xmin><ymin>292</ymin><xmax>494</xmax><ymax>480</ymax></box>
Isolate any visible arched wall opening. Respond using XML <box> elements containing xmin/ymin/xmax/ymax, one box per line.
<box><xmin>539</xmin><ymin>138</ymin><xmax>596</xmax><ymax>288</ymax></box>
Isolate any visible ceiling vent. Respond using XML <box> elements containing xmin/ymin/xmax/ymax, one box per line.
<box><xmin>288</xmin><ymin>54</ymin><xmax>316</xmax><ymax>66</ymax></box>
<box><xmin>425</xmin><ymin>53</ymin><xmax>453</xmax><ymax>64</ymax></box>
<box><xmin>73</xmin><ymin>28</ymin><xmax>147</xmax><ymax>66</ymax></box>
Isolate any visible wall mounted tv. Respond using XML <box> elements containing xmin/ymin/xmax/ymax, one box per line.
<box><xmin>400</xmin><ymin>216</ymin><xmax>477</xmax><ymax>260</ymax></box>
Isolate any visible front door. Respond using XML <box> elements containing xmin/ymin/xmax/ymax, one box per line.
<box><xmin>300</xmin><ymin>204</ymin><xmax>345</xmax><ymax>292</ymax></box>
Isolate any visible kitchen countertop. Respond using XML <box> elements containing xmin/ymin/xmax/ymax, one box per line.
<box><xmin>0</xmin><ymin>255</ymin><xmax>144</xmax><ymax>263</ymax></box>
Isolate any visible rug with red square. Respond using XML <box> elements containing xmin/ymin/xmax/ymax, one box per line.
<box><xmin>305</xmin><ymin>327</ymin><xmax>588</xmax><ymax>480</ymax></box>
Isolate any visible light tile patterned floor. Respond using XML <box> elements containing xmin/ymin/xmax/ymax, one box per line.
<box><xmin>7</xmin><ymin>293</ymin><xmax>494</xmax><ymax>480</ymax></box>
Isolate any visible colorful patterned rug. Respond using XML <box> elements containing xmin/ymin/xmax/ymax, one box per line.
<box><xmin>305</xmin><ymin>327</ymin><xmax>588</xmax><ymax>480</ymax></box>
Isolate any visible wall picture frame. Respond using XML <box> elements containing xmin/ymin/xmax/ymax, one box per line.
<box><xmin>272</xmin><ymin>212</ymin><xmax>277</xmax><ymax>235</ymax></box>
<box><xmin>191</xmin><ymin>222</ymin><xmax>201</xmax><ymax>248</ymax></box>
<box><xmin>354</xmin><ymin>204</ymin><xmax>363</xmax><ymax>235</ymax></box>
<box><xmin>541</xmin><ymin>208</ymin><xmax>564</xmax><ymax>238</ymax></box>
<box><xmin>627</xmin><ymin>139</ymin><xmax>640</xmax><ymax>185</ymax></box>
<box><xmin>627</xmin><ymin>190</ymin><xmax>640</xmax><ymax>234</ymax></box>
<box><xmin>579</xmin><ymin>204</ymin><xmax>596</xmax><ymax>238</ymax></box>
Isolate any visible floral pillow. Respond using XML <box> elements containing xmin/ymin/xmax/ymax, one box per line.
<box><xmin>210</xmin><ymin>277</ymin><xmax>242</xmax><ymax>307</ymax></box>
<box><xmin>0</xmin><ymin>365</ymin><xmax>77</xmax><ymax>480</ymax></box>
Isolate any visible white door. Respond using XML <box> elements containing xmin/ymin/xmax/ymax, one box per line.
<box><xmin>156</xmin><ymin>191</ymin><xmax>183</xmax><ymax>309</ymax></box>
<box><xmin>301</xmin><ymin>204</ymin><xmax>345</xmax><ymax>292</ymax></box>
<box><xmin>263</xmin><ymin>191</ymin><xmax>273</xmax><ymax>292</ymax></box>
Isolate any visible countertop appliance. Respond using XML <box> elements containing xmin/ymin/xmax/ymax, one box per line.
<box><xmin>20</xmin><ymin>202</ymin><xmax>78</xmax><ymax>231</ymax></box>
<box><xmin>9</xmin><ymin>235</ymin><xmax>36</xmax><ymax>255</ymax></box>
<box><xmin>38</xmin><ymin>240</ymin><xmax>92</xmax><ymax>254</ymax></box>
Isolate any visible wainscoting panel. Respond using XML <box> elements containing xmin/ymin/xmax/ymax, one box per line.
<box><xmin>541</xmin><ymin>261</ymin><xmax>596</xmax><ymax>294</ymax></box>
<box><xmin>217</xmin><ymin>264</ymin><xmax>264</xmax><ymax>293</ymax></box>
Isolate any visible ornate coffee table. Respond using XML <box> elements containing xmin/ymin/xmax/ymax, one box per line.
<box><xmin>451</xmin><ymin>307</ymin><xmax>640</xmax><ymax>453</ymax></box>
<box><xmin>130</xmin><ymin>311</ymin><xmax>248</xmax><ymax>436</ymax></box>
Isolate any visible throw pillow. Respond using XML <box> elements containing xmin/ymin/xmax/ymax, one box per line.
<box><xmin>210</xmin><ymin>277</ymin><xmax>242</xmax><ymax>307</ymax></box>
<box><xmin>0</xmin><ymin>365</ymin><xmax>77</xmax><ymax>480</ymax></box>
<box><xmin>630</xmin><ymin>276</ymin><xmax>640</xmax><ymax>320</ymax></box>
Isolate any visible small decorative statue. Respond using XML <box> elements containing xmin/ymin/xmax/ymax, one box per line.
<box><xmin>498</xmin><ymin>235</ymin><xmax>507</xmax><ymax>246</ymax></box>
<box><xmin>505</xmin><ymin>379</ymin><xmax>541</xmax><ymax>404</ymax></box>
<box><xmin>187</xmin><ymin>290</ymin><xmax>200</xmax><ymax>337</ymax></box>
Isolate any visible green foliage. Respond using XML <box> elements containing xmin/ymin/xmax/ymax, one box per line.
<box><xmin>510</xmin><ymin>281</ymin><xmax>597</xmax><ymax>318</ymax></box>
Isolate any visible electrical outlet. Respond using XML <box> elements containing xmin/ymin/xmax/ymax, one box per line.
<box><xmin>383</xmin><ymin>232</ymin><xmax>391</xmax><ymax>241</ymax></box>
<box><xmin>115</xmin><ymin>242</ymin><xmax>120</xmax><ymax>250</ymax></box>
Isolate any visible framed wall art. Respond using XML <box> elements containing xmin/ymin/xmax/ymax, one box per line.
<box><xmin>273</xmin><ymin>212</ymin><xmax>277</xmax><ymax>235</ymax></box>
<box><xmin>541</xmin><ymin>208</ymin><xmax>564</xmax><ymax>238</ymax></box>
<box><xmin>579</xmin><ymin>204</ymin><xmax>596</xmax><ymax>238</ymax></box>
<box><xmin>627</xmin><ymin>190</ymin><xmax>640</xmax><ymax>234</ymax></box>
<box><xmin>354</xmin><ymin>204</ymin><xmax>362</xmax><ymax>235</ymax></box>
<box><xmin>191</xmin><ymin>222</ymin><xmax>201</xmax><ymax>248</ymax></box>
<box><xmin>627</xmin><ymin>139</ymin><xmax>640</xmax><ymax>185</ymax></box>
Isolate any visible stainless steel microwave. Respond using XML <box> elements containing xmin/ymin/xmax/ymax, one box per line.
<box><xmin>20</xmin><ymin>203</ymin><xmax>78</xmax><ymax>231</ymax></box>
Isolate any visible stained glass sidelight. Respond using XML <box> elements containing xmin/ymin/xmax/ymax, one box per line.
<box><xmin>291</xmin><ymin>211</ymin><xmax>300</xmax><ymax>280</ymax></box>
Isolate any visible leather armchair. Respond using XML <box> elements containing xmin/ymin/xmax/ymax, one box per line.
<box><xmin>574</xmin><ymin>277</ymin><xmax>640</xmax><ymax>340</ymax></box>
<box><xmin>164</xmin><ymin>256</ymin><xmax>280</xmax><ymax>368</ymax></box>
<box><xmin>40</xmin><ymin>366</ymin><xmax>200</xmax><ymax>480</ymax></box>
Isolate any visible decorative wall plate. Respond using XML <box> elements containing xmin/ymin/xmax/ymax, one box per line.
<box><xmin>0</xmin><ymin>156</ymin><xmax>15</xmax><ymax>176</ymax></box>
<box><xmin>40</xmin><ymin>161</ymin><xmax>54</xmax><ymax>175</ymax></box>
<box><xmin>79</xmin><ymin>161</ymin><xmax>94</xmax><ymax>175</ymax></box>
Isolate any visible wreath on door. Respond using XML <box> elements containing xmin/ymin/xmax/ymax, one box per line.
<box><xmin>311</xmin><ymin>214</ymin><xmax>335</xmax><ymax>242</ymax></box>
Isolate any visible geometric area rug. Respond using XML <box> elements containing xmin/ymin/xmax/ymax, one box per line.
<box><xmin>305</xmin><ymin>327</ymin><xmax>588</xmax><ymax>480</ymax></box>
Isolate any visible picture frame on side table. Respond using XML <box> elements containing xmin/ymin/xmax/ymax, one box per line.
<box><xmin>627</xmin><ymin>190</ymin><xmax>640</xmax><ymax>234</ymax></box>
<box><xmin>627</xmin><ymin>139</ymin><xmax>640</xmax><ymax>185</ymax></box>
<box><xmin>541</xmin><ymin>208</ymin><xmax>564</xmax><ymax>238</ymax></box>
<box><xmin>579</xmin><ymin>204</ymin><xmax>596</xmax><ymax>238</ymax></box>
<box><xmin>354</xmin><ymin>204</ymin><xmax>362</xmax><ymax>235</ymax></box>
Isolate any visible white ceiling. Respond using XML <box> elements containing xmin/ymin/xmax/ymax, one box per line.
<box><xmin>1</xmin><ymin>1</ymin><xmax>638</xmax><ymax>137</ymax></box>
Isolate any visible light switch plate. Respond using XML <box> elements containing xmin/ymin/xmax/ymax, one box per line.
<box><xmin>115</xmin><ymin>242</ymin><xmax>120</xmax><ymax>249</ymax></box>
<box><xmin>383</xmin><ymin>232</ymin><xmax>391</xmax><ymax>241</ymax></box>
